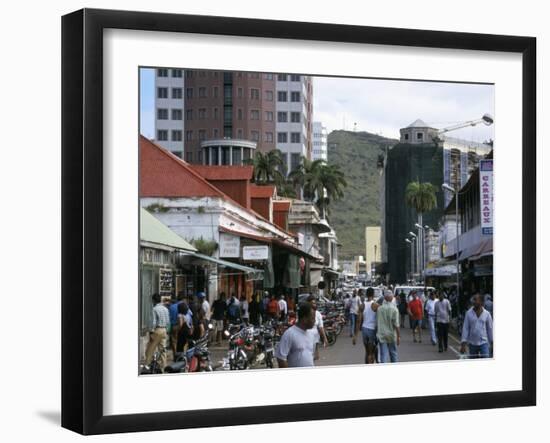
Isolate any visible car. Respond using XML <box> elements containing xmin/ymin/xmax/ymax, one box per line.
<box><xmin>393</xmin><ymin>285</ymin><xmax>436</xmax><ymax>302</ymax></box>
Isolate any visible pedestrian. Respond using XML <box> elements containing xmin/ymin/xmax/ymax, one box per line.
<box><xmin>434</xmin><ymin>291</ymin><xmax>452</xmax><ymax>352</ymax></box>
<box><xmin>168</xmin><ymin>296</ymin><xmax>184</xmax><ymax>359</ymax></box>
<box><xmin>144</xmin><ymin>293</ymin><xmax>170</xmax><ymax>371</ymax></box>
<box><xmin>240</xmin><ymin>294</ymin><xmax>250</xmax><ymax>325</ymax></box>
<box><xmin>210</xmin><ymin>292</ymin><xmax>226</xmax><ymax>344</ymax></box>
<box><xmin>306</xmin><ymin>295</ymin><xmax>328</xmax><ymax>360</ymax></box>
<box><xmin>278</xmin><ymin>294</ymin><xmax>288</xmax><ymax>322</ymax></box>
<box><xmin>484</xmin><ymin>293</ymin><xmax>494</xmax><ymax>317</ymax></box>
<box><xmin>197</xmin><ymin>291</ymin><xmax>210</xmax><ymax>322</ymax></box>
<box><xmin>191</xmin><ymin>307</ymin><xmax>207</xmax><ymax>340</ymax></box>
<box><xmin>344</xmin><ymin>294</ymin><xmax>351</xmax><ymax>322</ymax></box>
<box><xmin>349</xmin><ymin>290</ymin><xmax>362</xmax><ymax>337</ymax></box>
<box><xmin>249</xmin><ymin>293</ymin><xmax>261</xmax><ymax>326</ymax></box>
<box><xmin>396</xmin><ymin>293</ymin><xmax>407</xmax><ymax>328</ymax></box>
<box><xmin>266</xmin><ymin>294</ymin><xmax>280</xmax><ymax>320</ymax></box>
<box><xmin>460</xmin><ymin>292</ymin><xmax>493</xmax><ymax>358</ymax></box>
<box><xmin>425</xmin><ymin>291</ymin><xmax>438</xmax><ymax>345</ymax></box>
<box><xmin>286</xmin><ymin>294</ymin><xmax>296</xmax><ymax>315</ymax></box>
<box><xmin>274</xmin><ymin>301</ymin><xmax>316</xmax><ymax>368</ymax></box>
<box><xmin>376</xmin><ymin>290</ymin><xmax>400</xmax><ymax>363</ymax></box>
<box><xmin>407</xmin><ymin>290</ymin><xmax>424</xmax><ymax>343</ymax></box>
<box><xmin>177</xmin><ymin>302</ymin><xmax>193</xmax><ymax>352</ymax></box>
<box><xmin>353</xmin><ymin>287</ymin><xmax>378</xmax><ymax>364</ymax></box>
<box><xmin>226</xmin><ymin>293</ymin><xmax>241</xmax><ymax>324</ymax></box>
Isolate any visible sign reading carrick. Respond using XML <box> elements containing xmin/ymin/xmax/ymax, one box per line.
<box><xmin>479</xmin><ymin>160</ymin><xmax>493</xmax><ymax>236</ymax></box>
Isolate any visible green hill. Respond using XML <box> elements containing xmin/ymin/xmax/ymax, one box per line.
<box><xmin>327</xmin><ymin>130</ymin><xmax>397</xmax><ymax>259</ymax></box>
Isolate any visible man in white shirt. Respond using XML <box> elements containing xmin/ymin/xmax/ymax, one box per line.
<box><xmin>278</xmin><ymin>294</ymin><xmax>288</xmax><ymax>321</ymax></box>
<box><xmin>425</xmin><ymin>291</ymin><xmax>438</xmax><ymax>345</ymax></box>
<box><xmin>197</xmin><ymin>292</ymin><xmax>210</xmax><ymax>321</ymax></box>
<box><xmin>275</xmin><ymin>302</ymin><xmax>316</xmax><ymax>368</ymax></box>
<box><xmin>349</xmin><ymin>290</ymin><xmax>362</xmax><ymax>337</ymax></box>
<box><xmin>434</xmin><ymin>291</ymin><xmax>452</xmax><ymax>352</ymax></box>
<box><xmin>306</xmin><ymin>295</ymin><xmax>328</xmax><ymax>360</ymax></box>
<box><xmin>353</xmin><ymin>287</ymin><xmax>378</xmax><ymax>363</ymax></box>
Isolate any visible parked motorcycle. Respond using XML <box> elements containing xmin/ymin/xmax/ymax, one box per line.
<box><xmin>164</xmin><ymin>324</ymin><xmax>214</xmax><ymax>373</ymax></box>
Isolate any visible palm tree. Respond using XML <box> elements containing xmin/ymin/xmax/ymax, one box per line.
<box><xmin>288</xmin><ymin>157</ymin><xmax>325</xmax><ymax>201</ymax></box>
<box><xmin>247</xmin><ymin>150</ymin><xmax>285</xmax><ymax>185</ymax></box>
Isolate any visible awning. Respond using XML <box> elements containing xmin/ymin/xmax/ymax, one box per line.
<box><xmin>469</xmin><ymin>238</ymin><xmax>493</xmax><ymax>261</ymax></box>
<box><xmin>322</xmin><ymin>268</ymin><xmax>340</xmax><ymax>277</ymax></box>
<box><xmin>180</xmin><ymin>251</ymin><xmax>264</xmax><ymax>280</ymax></box>
<box><xmin>140</xmin><ymin>208</ymin><xmax>197</xmax><ymax>252</ymax></box>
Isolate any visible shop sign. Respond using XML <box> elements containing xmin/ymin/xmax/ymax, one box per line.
<box><xmin>479</xmin><ymin>160</ymin><xmax>493</xmax><ymax>236</ymax></box>
<box><xmin>219</xmin><ymin>233</ymin><xmax>240</xmax><ymax>258</ymax></box>
<box><xmin>243</xmin><ymin>245</ymin><xmax>269</xmax><ymax>261</ymax></box>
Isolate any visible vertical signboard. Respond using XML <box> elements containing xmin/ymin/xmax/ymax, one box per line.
<box><xmin>479</xmin><ymin>159</ymin><xmax>493</xmax><ymax>235</ymax></box>
<box><xmin>219</xmin><ymin>233</ymin><xmax>240</xmax><ymax>258</ymax></box>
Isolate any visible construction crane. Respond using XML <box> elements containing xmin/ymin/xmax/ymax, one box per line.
<box><xmin>437</xmin><ymin>113</ymin><xmax>494</xmax><ymax>135</ymax></box>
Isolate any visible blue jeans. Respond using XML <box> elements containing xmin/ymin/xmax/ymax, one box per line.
<box><xmin>349</xmin><ymin>313</ymin><xmax>358</xmax><ymax>335</ymax></box>
<box><xmin>379</xmin><ymin>342</ymin><xmax>398</xmax><ymax>363</ymax></box>
<box><xmin>468</xmin><ymin>343</ymin><xmax>490</xmax><ymax>359</ymax></box>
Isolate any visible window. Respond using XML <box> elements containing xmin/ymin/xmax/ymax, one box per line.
<box><xmin>404</xmin><ymin>133</ymin><xmax>409</xmax><ymax>141</ymax></box>
<box><xmin>172</xmin><ymin>130</ymin><xmax>182</xmax><ymax>141</ymax></box>
<box><xmin>277</xmin><ymin>91</ymin><xmax>287</xmax><ymax>102</ymax></box>
<box><xmin>250</xmin><ymin>88</ymin><xmax>260</xmax><ymax>100</ymax></box>
<box><xmin>416</xmin><ymin>132</ymin><xmax>424</xmax><ymax>140</ymax></box>
<box><xmin>237</xmin><ymin>108</ymin><xmax>243</xmax><ymax>120</ymax></box>
<box><xmin>265</xmin><ymin>73</ymin><xmax>274</xmax><ymax>80</ymax></box>
<box><xmin>277</xmin><ymin>74</ymin><xmax>288</xmax><ymax>81</ymax></box>
<box><xmin>290</xmin><ymin>74</ymin><xmax>301</xmax><ymax>82</ymax></box>
<box><xmin>265</xmin><ymin>90</ymin><xmax>273</xmax><ymax>101</ymax></box>
<box><xmin>232</xmin><ymin>148</ymin><xmax>242</xmax><ymax>165</ymax></box>
<box><xmin>291</xmin><ymin>132</ymin><xmax>301</xmax><ymax>143</ymax></box>
<box><xmin>277</xmin><ymin>132</ymin><xmax>288</xmax><ymax>143</ymax></box>
<box><xmin>157</xmin><ymin>68</ymin><xmax>168</xmax><ymax>77</ymax></box>
<box><xmin>198</xmin><ymin>108</ymin><xmax>207</xmax><ymax>119</ymax></box>
<box><xmin>213</xmin><ymin>108</ymin><xmax>219</xmax><ymax>119</ymax></box>
<box><xmin>250</xmin><ymin>110</ymin><xmax>260</xmax><ymax>120</ymax></box>
<box><xmin>157</xmin><ymin>108</ymin><xmax>168</xmax><ymax>120</ymax></box>
<box><xmin>213</xmin><ymin>86</ymin><xmax>219</xmax><ymax>98</ymax></box>
<box><xmin>265</xmin><ymin>132</ymin><xmax>274</xmax><ymax>143</ymax></box>
<box><xmin>237</xmin><ymin>88</ymin><xmax>243</xmax><ymax>98</ymax></box>
<box><xmin>199</xmin><ymin>71</ymin><xmax>207</xmax><ymax>77</ymax></box>
<box><xmin>185</xmin><ymin>130</ymin><xmax>193</xmax><ymax>141</ymax></box>
<box><xmin>290</xmin><ymin>112</ymin><xmax>301</xmax><ymax>123</ymax></box>
<box><xmin>171</xmin><ymin>69</ymin><xmax>182</xmax><ymax>78</ymax></box>
<box><xmin>186</xmin><ymin>88</ymin><xmax>193</xmax><ymax>99</ymax></box>
<box><xmin>171</xmin><ymin>109</ymin><xmax>182</xmax><ymax>120</ymax></box>
<box><xmin>213</xmin><ymin>129</ymin><xmax>219</xmax><ymax>138</ymax></box>
<box><xmin>277</xmin><ymin>111</ymin><xmax>288</xmax><ymax>122</ymax></box>
<box><xmin>186</xmin><ymin>109</ymin><xmax>193</xmax><ymax>121</ymax></box>
<box><xmin>224</xmin><ymin>127</ymin><xmax>232</xmax><ymax>138</ymax></box>
<box><xmin>249</xmin><ymin>72</ymin><xmax>260</xmax><ymax>79</ymax></box>
<box><xmin>291</xmin><ymin>91</ymin><xmax>301</xmax><ymax>102</ymax></box>
<box><xmin>251</xmin><ymin>131</ymin><xmax>260</xmax><ymax>142</ymax></box>
<box><xmin>224</xmin><ymin>107</ymin><xmax>233</xmax><ymax>122</ymax></box>
<box><xmin>185</xmin><ymin>151</ymin><xmax>193</xmax><ymax>162</ymax></box>
<box><xmin>157</xmin><ymin>130</ymin><xmax>168</xmax><ymax>141</ymax></box>
<box><xmin>265</xmin><ymin>111</ymin><xmax>273</xmax><ymax>121</ymax></box>
<box><xmin>198</xmin><ymin>87</ymin><xmax>207</xmax><ymax>98</ymax></box>
<box><xmin>291</xmin><ymin>153</ymin><xmax>301</xmax><ymax>171</ymax></box>
<box><xmin>237</xmin><ymin>128</ymin><xmax>243</xmax><ymax>139</ymax></box>
<box><xmin>186</xmin><ymin>71</ymin><xmax>193</xmax><ymax>78</ymax></box>
<box><xmin>157</xmin><ymin>87</ymin><xmax>168</xmax><ymax>99</ymax></box>
<box><xmin>172</xmin><ymin>88</ymin><xmax>182</xmax><ymax>99</ymax></box>
<box><xmin>198</xmin><ymin>130</ymin><xmax>206</xmax><ymax>141</ymax></box>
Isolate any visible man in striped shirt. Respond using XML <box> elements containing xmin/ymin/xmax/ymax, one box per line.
<box><xmin>144</xmin><ymin>293</ymin><xmax>170</xmax><ymax>371</ymax></box>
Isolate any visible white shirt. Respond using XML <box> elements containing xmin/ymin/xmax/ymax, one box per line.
<box><xmin>275</xmin><ymin>325</ymin><xmax>315</xmax><ymax>367</ymax></box>
<box><xmin>361</xmin><ymin>300</ymin><xmax>377</xmax><ymax>330</ymax></box>
<box><xmin>278</xmin><ymin>299</ymin><xmax>288</xmax><ymax>315</ymax></box>
<box><xmin>425</xmin><ymin>298</ymin><xmax>437</xmax><ymax>316</ymax></box>
<box><xmin>350</xmin><ymin>296</ymin><xmax>361</xmax><ymax>314</ymax></box>
<box><xmin>308</xmin><ymin>310</ymin><xmax>324</xmax><ymax>344</ymax></box>
<box><xmin>241</xmin><ymin>300</ymin><xmax>249</xmax><ymax>318</ymax></box>
<box><xmin>201</xmin><ymin>300</ymin><xmax>210</xmax><ymax>320</ymax></box>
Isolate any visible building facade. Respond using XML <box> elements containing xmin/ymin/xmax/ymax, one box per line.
<box><xmin>312</xmin><ymin>121</ymin><xmax>328</xmax><ymax>162</ymax></box>
<box><xmin>154</xmin><ymin>67</ymin><xmax>185</xmax><ymax>156</ymax></box>
<box><xmin>365</xmin><ymin>226</ymin><xmax>381</xmax><ymax>279</ymax></box>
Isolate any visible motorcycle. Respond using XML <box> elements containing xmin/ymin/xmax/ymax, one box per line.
<box><xmin>164</xmin><ymin>324</ymin><xmax>214</xmax><ymax>373</ymax></box>
<box><xmin>223</xmin><ymin>323</ymin><xmax>275</xmax><ymax>370</ymax></box>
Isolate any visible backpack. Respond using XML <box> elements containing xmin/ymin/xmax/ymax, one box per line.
<box><xmin>227</xmin><ymin>300</ymin><xmax>239</xmax><ymax>319</ymax></box>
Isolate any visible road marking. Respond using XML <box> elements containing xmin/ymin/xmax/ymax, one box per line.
<box><xmin>448</xmin><ymin>345</ymin><xmax>461</xmax><ymax>357</ymax></box>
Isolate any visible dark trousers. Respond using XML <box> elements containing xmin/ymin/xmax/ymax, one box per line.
<box><xmin>436</xmin><ymin>322</ymin><xmax>449</xmax><ymax>350</ymax></box>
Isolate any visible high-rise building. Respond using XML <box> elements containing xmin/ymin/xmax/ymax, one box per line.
<box><xmin>153</xmin><ymin>67</ymin><xmax>185</xmax><ymax>157</ymax></box>
<box><xmin>312</xmin><ymin>122</ymin><xmax>328</xmax><ymax>162</ymax></box>
<box><xmin>275</xmin><ymin>73</ymin><xmax>313</xmax><ymax>173</ymax></box>
<box><xmin>365</xmin><ymin>226</ymin><xmax>381</xmax><ymax>278</ymax></box>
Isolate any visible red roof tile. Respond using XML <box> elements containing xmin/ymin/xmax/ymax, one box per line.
<box><xmin>139</xmin><ymin>136</ymin><xmax>225</xmax><ymax>198</ymax></box>
<box><xmin>250</xmin><ymin>184</ymin><xmax>276</xmax><ymax>198</ymax></box>
<box><xmin>189</xmin><ymin>165</ymin><xmax>254</xmax><ymax>181</ymax></box>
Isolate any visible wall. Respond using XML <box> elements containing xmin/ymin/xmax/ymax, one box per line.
<box><xmin>2</xmin><ymin>1</ymin><xmax>546</xmax><ymax>443</ymax></box>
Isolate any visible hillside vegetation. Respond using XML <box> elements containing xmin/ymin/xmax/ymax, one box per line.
<box><xmin>327</xmin><ymin>130</ymin><xmax>397</xmax><ymax>259</ymax></box>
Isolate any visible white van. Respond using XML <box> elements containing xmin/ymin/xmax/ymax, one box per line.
<box><xmin>393</xmin><ymin>286</ymin><xmax>436</xmax><ymax>302</ymax></box>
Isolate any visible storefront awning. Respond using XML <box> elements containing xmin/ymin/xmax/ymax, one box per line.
<box><xmin>180</xmin><ymin>251</ymin><xmax>264</xmax><ymax>280</ymax></box>
<box><xmin>459</xmin><ymin>237</ymin><xmax>493</xmax><ymax>261</ymax></box>
<box><xmin>140</xmin><ymin>208</ymin><xmax>197</xmax><ymax>252</ymax></box>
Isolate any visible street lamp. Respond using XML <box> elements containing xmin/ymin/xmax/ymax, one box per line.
<box><xmin>405</xmin><ymin>238</ymin><xmax>414</xmax><ymax>281</ymax></box>
<box><xmin>409</xmin><ymin>231</ymin><xmax>420</xmax><ymax>280</ymax></box>
<box><xmin>442</xmin><ymin>183</ymin><xmax>460</xmax><ymax>300</ymax></box>
<box><xmin>414</xmin><ymin>223</ymin><xmax>426</xmax><ymax>276</ymax></box>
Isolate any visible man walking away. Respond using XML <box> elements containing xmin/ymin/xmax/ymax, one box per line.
<box><xmin>306</xmin><ymin>295</ymin><xmax>328</xmax><ymax>360</ymax></box>
<box><xmin>407</xmin><ymin>291</ymin><xmax>424</xmax><ymax>343</ymax></box>
<box><xmin>353</xmin><ymin>287</ymin><xmax>378</xmax><ymax>364</ymax></box>
<box><xmin>425</xmin><ymin>291</ymin><xmax>438</xmax><ymax>345</ymax></box>
<box><xmin>460</xmin><ymin>292</ymin><xmax>493</xmax><ymax>358</ymax></box>
<box><xmin>168</xmin><ymin>296</ymin><xmax>184</xmax><ymax>359</ymax></box>
<box><xmin>434</xmin><ymin>291</ymin><xmax>452</xmax><ymax>352</ymax></box>
<box><xmin>275</xmin><ymin>302</ymin><xmax>316</xmax><ymax>368</ymax></box>
<box><xmin>349</xmin><ymin>290</ymin><xmax>361</xmax><ymax>337</ymax></box>
<box><xmin>278</xmin><ymin>294</ymin><xmax>288</xmax><ymax>322</ymax></box>
<box><xmin>226</xmin><ymin>293</ymin><xmax>241</xmax><ymax>325</ymax></box>
<box><xmin>198</xmin><ymin>292</ymin><xmax>210</xmax><ymax>321</ymax></box>
<box><xmin>210</xmin><ymin>292</ymin><xmax>226</xmax><ymax>345</ymax></box>
<box><xmin>376</xmin><ymin>290</ymin><xmax>400</xmax><ymax>363</ymax></box>
<box><xmin>396</xmin><ymin>293</ymin><xmax>407</xmax><ymax>328</ymax></box>
<box><xmin>266</xmin><ymin>294</ymin><xmax>280</xmax><ymax>321</ymax></box>
<box><xmin>144</xmin><ymin>293</ymin><xmax>170</xmax><ymax>371</ymax></box>
<box><xmin>240</xmin><ymin>294</ymin><xmax>250</xmax><ymax>325</ymax></box>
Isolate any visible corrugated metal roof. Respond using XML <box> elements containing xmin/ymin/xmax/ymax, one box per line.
<box><xmin>140</xmin><ymin>208</ymin><xmax>197</xmax><ymax>252</ymax></box>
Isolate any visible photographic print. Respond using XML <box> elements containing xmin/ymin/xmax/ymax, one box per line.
<box><xmin>138</xmin><ymin>68</ymin><xmax>495</xmax><ymax>374</ymax></box>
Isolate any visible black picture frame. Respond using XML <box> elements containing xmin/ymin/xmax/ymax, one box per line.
<box><xmin>62</xmin><ymin>8</ymin><xmax>536</xmax><ymax>435</ymax></box>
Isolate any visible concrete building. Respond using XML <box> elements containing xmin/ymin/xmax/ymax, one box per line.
<box><xmin>312</xmin><ymin>122</ymin><xmax>328</xmax><ymax>162</ymax></box>
<box><xmin>365</xmin><ymin>226</ymin><xmax>381</xmax><ymax>278</ymax></box>
<box><xmin>275</xmin><ymin>73</ymin><xmax>314</xmax><ymax>173</ymax></box>
<box><xmin>154</xmin><ymin>67</ymin><xmax>185</xmax><ymax>156</ymax></box>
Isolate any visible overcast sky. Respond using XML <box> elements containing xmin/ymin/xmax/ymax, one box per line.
<box><xmin>140</xmin><ymin>69</ymin><xmax>494</xmax><ymax>143</ymax></box>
